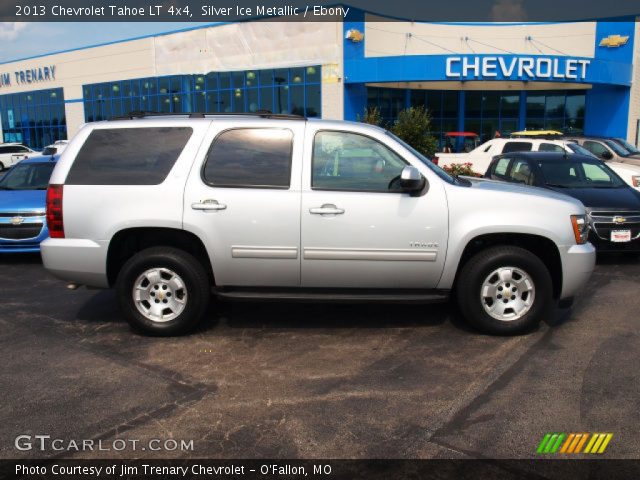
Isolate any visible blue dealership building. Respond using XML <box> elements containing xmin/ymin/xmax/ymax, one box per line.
<box><xmin>0</xmin><ymin>9</ymin><xmax>638</xmax><ymax>150</ymax></box>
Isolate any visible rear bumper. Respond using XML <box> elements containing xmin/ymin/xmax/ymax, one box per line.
<box><xmin>559</xmin><ymin>242</ymin><xmax>596</xmax><ymax>300</ymax></box>
<box><xmin>40</xmin><ymin>238</ymin><xmax>109</xmax><ymax>287</ymax></box>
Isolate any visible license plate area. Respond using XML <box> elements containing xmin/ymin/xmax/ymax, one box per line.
<box><xmin>611</xmin><ymin>230</ymin><xmax>632</xmax><ymax>243</ymax></box>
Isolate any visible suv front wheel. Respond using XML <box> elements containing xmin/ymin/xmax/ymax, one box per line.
<box><xmin>116</xmin><ymin>247</ymin><xmax>211</xmax><ymax>335</ymax></box>
<box><xmin>456</xmin><ymin>246</ymin><xmax>552</xmax><ymax>335</ymax></box>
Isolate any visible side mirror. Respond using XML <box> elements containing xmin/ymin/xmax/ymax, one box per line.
<box><xmin>601</xmin><ymin>151</ymin><xmax>613</xmax><ymax>160</ymax></box>
<box><xmin>400</xmin><ymin>166</ymin><xmax>426</xmax><ymax>194</ymax></box>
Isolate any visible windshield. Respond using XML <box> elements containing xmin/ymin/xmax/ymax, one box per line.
<box><xmin>614</xmin><ymin>138</ymin><xmax>640</xmax><ymax>155</ymax></box>
<box><xmin>604</xmin><ymin>139</ymin><xmax>631</xmax><ymax>157</ymax></box>
<box><xmin>566</xmin><ymin>143</ymin><xmax>597</xmax><ymax>158</ymax></box>
<box><xmin>538</xmin><ymin>160</ymin><xmax>626</xmax><ymax>188</ymax></box>
<box><xmin>0</xmin><ymin>162</ymin><xmax>56</xmax><ymax>190</ymax></box>
<box><xmin>385</xmin><ymin>131</ymin><xmax>457</xmax><ymax>184</ymax></box>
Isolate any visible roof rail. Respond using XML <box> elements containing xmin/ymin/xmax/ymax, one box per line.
<box><xmin>109</xmin><ymin>110</ymin><xmax>306</xmax><ymax>121</ymax></box>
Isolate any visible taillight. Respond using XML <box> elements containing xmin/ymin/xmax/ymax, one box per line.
<box><xmin>432</xmin><ymin>156</ymin><xmax>439</xmax><ymax>166</ymax></box>
<box><xmin>46</xmin><ymin>184</ymin><xmax>64</xmax><ymax>238</ymax></box>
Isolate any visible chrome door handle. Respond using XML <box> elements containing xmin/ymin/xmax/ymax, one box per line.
<box><xmin>191</xmin><ymin>199</ymin><xmax>227</xmax><ymax>211</ymax></box>
<box><xmin>309</xmin><ymin>204</ymin><xmax>345</xmax><ymax>215</ymax></box>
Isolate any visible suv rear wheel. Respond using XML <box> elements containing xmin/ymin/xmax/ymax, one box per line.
<box><xmin>116</xmin><ymin>247</ymin><xmax>211</xmax><ymax>335</ymax></box>
<box><xmin>456</xmin><ymin>246</ymin><xmax>552</xmax><ymax>335</ymax></box>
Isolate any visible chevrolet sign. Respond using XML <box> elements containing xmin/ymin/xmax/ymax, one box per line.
<box><xmin>599</xmin><ymin>35</ymin><xmax>629</xmax><ymax>48</ymax></box>
<box><xmin>445</xmin><ymin>56</ymin><xmax>590</xmax><ymax>81</ymax></box>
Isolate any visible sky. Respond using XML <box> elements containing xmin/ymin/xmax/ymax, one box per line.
<box><xmin>0</xmin><ymin>22</ymin><xmax>212</xmax><ymax>63</ymax></box>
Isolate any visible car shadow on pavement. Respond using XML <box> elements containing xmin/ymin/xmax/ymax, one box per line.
<box><xmin>73</xmin><ymin>290</ymin><xmax>468</xmax><ymax>334</ymax></box>
<box><xmin>0</xmin><ymin>252</ymin><xmax>42</xmax><ymax>264</ymax></box>
<box><xmin>596</xmin><ymin>252</ymin><xmax>640</xmax><ymax>265</ymax></box>
<box><xmin>215</xmin><ymin>300</ymin><xmax>453</xmax><ymax>331</ymax></box>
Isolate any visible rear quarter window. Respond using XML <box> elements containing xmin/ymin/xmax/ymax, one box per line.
<box><xmin>501</xmin><ymin>141</ymin><xmax>532</xmax><ymax>154</ymax></box>
<box><xmin>65</xmin><ymin>127</ymin><xmax>193</xmax><ymax>185</ymax></box>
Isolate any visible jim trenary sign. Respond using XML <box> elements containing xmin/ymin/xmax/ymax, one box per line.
<box><xmin>445</xmin><ymin>56</ymin><xmax>590</xmax><ymax>80</ymax></box>
<box><xmin>0</xmin><ymin>65</ymin><xmax>56</xmax><ymax>89</ymax></box>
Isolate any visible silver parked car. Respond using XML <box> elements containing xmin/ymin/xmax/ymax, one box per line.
<box><xmin>41</xmin><ymin>113</ymin><xmax>595</xmax><ymax>336</ymax></box>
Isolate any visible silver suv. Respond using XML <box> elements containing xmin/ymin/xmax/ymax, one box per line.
<box><xmin>42</xmin><ymin>113</ymin><xmax>595</xmax><ymax>336</ymax></box>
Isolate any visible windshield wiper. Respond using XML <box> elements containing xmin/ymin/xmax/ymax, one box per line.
<box><xmin>0</xmin><ymin>186</ymin><xmax>14</xmax><ymax>190</ymax></box>
<box><xmin>545</xmin><ymin>183</ymin><xmax>569</xmax><ymax>188</ymax></box>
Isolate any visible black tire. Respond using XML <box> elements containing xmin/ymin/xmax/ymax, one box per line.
<box><xmin>456</xmin><ymin>246</ymin><xmax>552</xmax><ymax>335</ymax></box>
<box><xmin>0</xmin><ymin>162</ymin><xmax>5</xmax><ymax>171</ymax></box>
<box><xmin>116</xmin><ymin>246</ymin><xmax>211</xmax><ymax>336</ymax></box>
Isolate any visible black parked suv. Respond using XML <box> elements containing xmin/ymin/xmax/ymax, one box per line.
<box><xmin>486</xmin><ymin>152</ymin><xmax>640</xmax><ymax>252</ymax></box>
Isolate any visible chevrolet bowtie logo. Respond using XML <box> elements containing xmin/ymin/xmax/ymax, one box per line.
<box><xmin>599</xmin><ymin>35</ymin><xmax>629</xmax><ymax>48</ymax></box>
<box><xmin>10</xmin><ymin>216</ymin><xmax>24</xmax><ymax>225</ymax></box>
<box><xmin>613</xmin><ymin>216</ymin><xmax>627</xmax><ymax>224</ymax></box>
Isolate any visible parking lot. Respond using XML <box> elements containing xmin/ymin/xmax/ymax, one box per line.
<box><xmin>1</xmin><ymin>252</ymin><xmax>639</xmax><ymax>461</ymax></box>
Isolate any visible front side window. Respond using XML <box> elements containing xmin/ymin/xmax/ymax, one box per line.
<box><xmin>583</xmin><ymin>141</ymin><xmax>609</xmax><ymax>158</ymax></box>
<box><xmin>508</xmin><ymin>159</ymin><xmax>535</xmax><ymax>185</ymax></box>
<box><xmin>312</xmin><ymin>131</ymin><xmax>407</xmax><ymax>192</ymax></box>
<box><xmin>203</xmin><ymin>128</ymin><xmax>293</xmax><ymax>188</ymax></box>
<box><xmin>502</xmin><ymin>141</ymin><xmax>532</xmax><ymax>154</ymax></box>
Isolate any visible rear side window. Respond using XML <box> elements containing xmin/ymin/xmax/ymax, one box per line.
<box><xmin>66</xmin><ymin>127</ymin><xmax>192</xmax><ymax>185</ymax></box>
<box><xmin>490</xmin><ymin>157</ymin><xmax>511</xmax><ymax>179</ymax></box>
<box><xmin>203</xmin><ymin>128</ymin><xmax>293</xmax><ymax>188</ymax></box>
<box><xmin>502</xmin><ymin>142</ymin><xmax>532</xmax><ymax>153</ymax></box>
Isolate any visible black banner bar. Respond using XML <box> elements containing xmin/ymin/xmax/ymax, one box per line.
<box><xmin>3</xmin><ymin>459</ymin><xmax>640</xmax><ymax>480</ymax></box>
<box><xmin>0</xmin><ymin>0</ymin><xmax>639</xmax><ymax>23</ymax></box>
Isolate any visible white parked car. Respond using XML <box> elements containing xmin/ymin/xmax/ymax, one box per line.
<box><xmin>42</xmin><ymin>140</ymin><xmax>69</xmax><ymax>156</ymax></box>
<box><xmin>436</xmin><ymin>137</ymin><xmax>640</xmax><ymax>191</ymax></box>
<box><xmin>0</xmin><ymin>143</ymin><xmax>39</xmax><ymax>170</ymax></box>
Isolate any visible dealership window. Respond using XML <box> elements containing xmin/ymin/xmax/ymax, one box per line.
<box><xmin>464</xmin><ymin>91</ymin><xmax>520</xmax><ymax>143</ymax></box>
<box><xmin>0</xmin><ymin>88</ymin><xmax>66</xmax><ymax>150</ymax></box>
<box><xmin>367</xmin><ymin>88</ymin><xmax>459</xmax><ymax>148</ymax></box>
<box><xmin>525</xmin><ymin>91</ymin><xmax>586</xmax><ymax>134</ymax></box>
<box><xmin>83</xmin><ymin>66</ymin><xmax>321</xmax><ymax>122</ymax></box>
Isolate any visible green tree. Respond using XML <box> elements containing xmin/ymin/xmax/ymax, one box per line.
<box><xmin>358</xmin><ymin>106</ymin><xmax>383</xmax><ymax>126</ymax></box>
<box><xmin>390</xmin><ymin>106</ymin><xmax>438</xmax><ymax>158</ymax></box>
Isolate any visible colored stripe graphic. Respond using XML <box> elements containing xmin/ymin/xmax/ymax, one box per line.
<box><xmin>537</xmin><ymin>433</ymin><xmax>552</xmax><ymax>454</ymax></box>
<box><xmin>574</xmin><ymin>433</ymin><xmax>589</xmax><ymax>453</ymax></box>
<box><xmin>538</xmin><ymin>433</ymin><xmax>613</xmax><ymax>454</ymax></box>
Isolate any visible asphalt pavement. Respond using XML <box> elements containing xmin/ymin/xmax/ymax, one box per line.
<box><xmin>1</xmin><ymin>252</ymin><xmax>639</xmax><ymax>462</ymax></box>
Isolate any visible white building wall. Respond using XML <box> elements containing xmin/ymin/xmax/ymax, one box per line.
<box><xmin>627</xmin><ymin>18</ymin><xmax>640</xmax><ymax>145</ymax></box>
<box><xmin>365</xmin><ymin>16</ymin><xmax>597</xmax><ymax>58</ymax></box>
<box><xmin>0</xmin><ymin>21</ymin><xmax>343</xmax><ymax>137</ymax></box>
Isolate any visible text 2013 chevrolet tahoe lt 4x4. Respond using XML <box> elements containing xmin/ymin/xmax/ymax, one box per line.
<box><xmin>42</xmin><ymin>113</ymin><xmax>596</xmax><ymax>335</ymax></box>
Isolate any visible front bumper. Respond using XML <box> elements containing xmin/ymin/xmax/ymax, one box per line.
<box><xmin>40</xmin><ymin>238</ymin><xmax>109</xmax><ymax>287</ymax></box>
<box><xmin>0</xmin><ymin>217</ymin><xmax>48</xmax><ymax>253</ymax></box>
<box><xmin>559</xmin><ymin>242</ymin><xmax>596</xmax><ymax>300</ymax></box>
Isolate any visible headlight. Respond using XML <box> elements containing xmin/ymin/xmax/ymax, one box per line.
<box><xmin>571</xmin><ymin>215</ymin><xmax>589</xmax><ymax>245</ymax></box>
<box><xmin>632</xmin><ymin>175</ymin><xmax>640</xmax><ymax>188</ymax></box>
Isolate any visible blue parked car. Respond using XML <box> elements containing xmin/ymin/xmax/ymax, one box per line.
<box><xmin>0</xmin><ymin>155</ymin><xmax>59</xmax><ymax>253</ymax></box>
